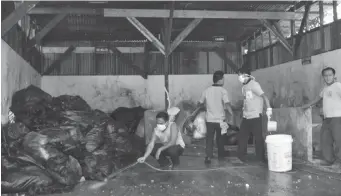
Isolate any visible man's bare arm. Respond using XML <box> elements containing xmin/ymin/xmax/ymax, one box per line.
<box><xmin>302</xmin><ymin>96</ymin><xmax>322</xmax><ymax>109</ymax></box>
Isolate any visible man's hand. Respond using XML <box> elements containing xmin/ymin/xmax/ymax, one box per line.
<box><xmin>155</xmin><ymin>149</ymin><xmax>163</xmax><ymax>160</ymax></box>
<box><xmin>266</xmin><ymin>108</ymin><xmax>272</xmax><ymax>118</ymax></box>
<box><xmin>137</xmin><ymin>156</ymin><xmax>146</xmax><ymax>163</ymax></box>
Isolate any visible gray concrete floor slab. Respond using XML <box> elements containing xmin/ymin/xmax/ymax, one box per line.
<box><xmin>45</xmin><ymin>145</ymin><xmax>341</xmax><ymax>196</ymax></box>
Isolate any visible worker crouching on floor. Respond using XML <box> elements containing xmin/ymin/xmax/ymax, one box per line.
<box><xmin>137</xmin><ymin>111</ymin><xmax>186</xmax><ymax>170</ymax></box>
<box><xmin>237</xmin><ymin>67</ymin><xmax>272</xmax><ymax>163</ymax></box>
<box><xmin>302</xmin><ymin>67</ymin><xmax>341</xmax><ymax>166</ymax></box>
<box><xmin>198</xmin><ymin>70</ymin><xmax>234</xmax><ymax>164</ymax></box>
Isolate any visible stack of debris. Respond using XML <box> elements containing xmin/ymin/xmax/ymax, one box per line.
<box><xmin>1</xmin><ymin>85</ymin><xmax>144</xmax><ymax>195</ymax></box>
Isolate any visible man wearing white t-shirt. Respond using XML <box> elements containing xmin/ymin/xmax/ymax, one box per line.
<box><xmin>302</xmin><ymin>67</ymin><xmax>341</xmax><ymax>166</ymax></box>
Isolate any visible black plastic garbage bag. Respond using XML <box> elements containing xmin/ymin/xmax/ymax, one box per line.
<box><xmin>82</xmin><ymin>145</ymin><xmax>114</xmax><ymax>181</ymax></box>
<box><xmin>10</xmin><ymin>85</ymin><xmax>52</xmax><ymax>114</ymax></box>
<box><xmin>1</xmin><ymin>156</ymin><xmax>20</xmax><ymax>171</ymax></box>
<box><xmin>6</xmin><ymin>122</ymin><xmax>30</xmax><ymax>140</ymax></box>
<box><xmin>55</xmin><ymin>95</ymin><xmax>91</xmax><ymax>111</ymax></box>
<box><xmin>22</xmin><ymin>132</ymin><xmax>50</xmax><ymax>162</ymax></box>
<box><xmin>46</xmin><ymin>155</ymin><xmax>82</xmax><ymax>186</ymax></box>
<box><xmin>2</xmin><ymin>166</ymin><xmax>53</xmax><ymax>194</ymax></box>
<box><xmin>61</xmin><ymin>110</ymin><xmax>113</xmax><ymax>132</ymax></box>
<box><xmin>38</xmin><ymin>125</ymin><xmax>84</xmax><ymax>153</ymax></box>
<box><xmin>22</xmin><ymin>132</ymin><xmax>82</xmax><ymax>185</ymax></box>
<box><xmin>110</xmin><ymin>106</ymin><xmax>147</xmax><ymax>134</ymax></box>
<box><xmin>2</xmin><ymin>122</ymin><xmax>30</xmax><ymax>154</ymax></box>
<box><xmin>85</xmin><ymin>127</ymin><xmax>105</xmax><ymax>153</ymax></box>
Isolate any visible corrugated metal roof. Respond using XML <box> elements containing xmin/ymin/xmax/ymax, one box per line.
<box><xmin>31</xmin><ymin>1</ymin><xmax>297</xmax><ymax>42</ymax></box>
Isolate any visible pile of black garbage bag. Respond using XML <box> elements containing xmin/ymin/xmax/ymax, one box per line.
<box><xmin>2</xmin><ymin>85</ymin><xmax>144</xmax><ymax>195</ymax></box>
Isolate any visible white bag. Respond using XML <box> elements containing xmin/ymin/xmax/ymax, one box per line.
<box><xmin>193</xmin><ymin>111</ymin><xmax>207</xmax><ymax>139</ymax></box>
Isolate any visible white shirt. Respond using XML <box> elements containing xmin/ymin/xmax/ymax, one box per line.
<box><xmin>320</xmin><ymin>82</ymin><xmax>341</xmax><ymax>118</ymax></box>
<box><xmin>154</xmin><ymin>122</ymin><xmax>185</xmax><ymax>148</ymax></box>
<box><xmin>199</xmin><ymin>85</ymin><xmax>230</xmax><ymax>123</ymax></box>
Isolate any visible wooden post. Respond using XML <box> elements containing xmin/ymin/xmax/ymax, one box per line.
<box><xmin>260</xmin><ymin>31</ymin><xmax>264</xmax><ymax>48</ymax></box>
<box><xmin>333</xmin><ymin>1</ymin><xmax>339</xmax><ymax>50</ymax></box>
<box><xmin>294</xmin><ymin>2</ymin><xmax>313</xmax><ymax>58</ymax></box>
<box><xmin>254</xmin><ymin>33</ymin><xmax>258</xmax><ymax>69</ymax></box>
<box><xmin>164</xmin><ymin>2</ymin><xmax>175</xmax><ymax>109</ymax></box>
<box><xmin>290</xmin><ymin>20</ymin><xmax>295</xmax><ymax>46</ymax></box>
<box><xmin>237</xmin><ymin>41</ymin><xmax>243</xmax><ymax>68</ymax></box>
<box><xmin>333</xmin><ymin>1</ymin><xmax>338</xmax><ymax>21</ymax></box>
<box><xmin>206</xmin><ymin>51</ymin><xmax>210</xmax><ymax>74</ymax></box>
<box><xmin>319</xmin><ymin>1</ymin><xmax>325</xmax><ymax>52</ymax></box>
<box><xmin>269</xmin><ymin>31</ymin><xmax>273</xmax><ymax>66</ymax></box>
<box><xmin>247</xmin><ymin>39</ymin><xmax>252</xmax><ymax>69</ymax></box>
<box><xmin>143</xmin><ymin>42</ymin><xmax>151</xmax><ymax>75</ymax></box>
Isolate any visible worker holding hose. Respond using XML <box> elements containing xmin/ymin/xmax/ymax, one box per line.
<box><xmin>302</xmin><ymin>67</ymin><xmax>341</xmax><ymax>166</ymax></box>
<box><xmin>137</xmin><ymin>111</ymin><xmax>185</xmax><ymax>170</ymax></box>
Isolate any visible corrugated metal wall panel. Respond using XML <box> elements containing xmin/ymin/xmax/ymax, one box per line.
<box><xmin>243</xmin><ymin>20</ymin><xmax>341</xmax><ymax>71</ymax></box>
<box><xmin>324</xmin><ymin>25</ymin><xmax>332</xmax><ymax>51</ymax></box>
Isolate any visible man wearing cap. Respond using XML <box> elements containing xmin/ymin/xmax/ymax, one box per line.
<box><xmin>237</xmin><ymin>67</ymin><xmax>272</xmax><ymax>163</ymax></box>
<box><xmin>302</xmin><ymin>67</ymin><xmax>341</xmax><ymax>166</ymax></box>
<box><xmin>198</xmin><ymin>70</ymin><xmax>234</xmax><ymax>164</ymax></box>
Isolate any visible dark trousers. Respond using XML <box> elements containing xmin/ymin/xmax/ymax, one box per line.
<box><xmin>151</xmin><ymin>143</ymin><xmax>184</xmax><ymax>166</ymax></box>
<box><xmin>321</xmin><ymin>117</ymin><xmax>341</xmax><ymax>163</ymax></box>
<box><xmin>237</xmin><ymin>115</ymin><xmax>265</xmax><ymax>161</ymax></box>
<box><xmin>206</xmin><ymin>122</ymin><xmax>225</xmax><ymax>158</ymax></box>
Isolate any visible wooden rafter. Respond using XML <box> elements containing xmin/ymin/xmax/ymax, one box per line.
<box><xmin>126</xmin><ymin>17</ymin><xmax>165</xmax><ymax>55</ymax></box>
<box><xmin>2</xmin><ymin>1</ymin><xmax>39</xmax><ymax>36</ymax></box>
<box><xmin>108</xmin><ymin>46</ymin><xmax>147</xmax><ymax>79</ymax></box>
<box><xmin>169</xmin><ymin>18</ymin><xmax>202</xmax><ymax>54</ymax></box>
<box><xmin>28</xmin><ymin>13</ymin><xmax>67</xmax><ymax>48</ymax></box>
<box><xmin>215</xmin><ymin>49</ymin><xmax>239</xmax><ymax>73</ymax></box>
<box><xmin>260</xmin><ymin>19</ymin><xmax>293</xmax><ymax>56</ymax></box>
<box><xmin>43</xmin><ymin>46</ymin><xmax>75</xmax><ymax>75</ymax></box>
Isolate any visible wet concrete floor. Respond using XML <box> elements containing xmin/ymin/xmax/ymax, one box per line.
<box><xmin>47</xmin><ymin>146</ymin><xmax>341</xmax><ymax>196</ymax></box>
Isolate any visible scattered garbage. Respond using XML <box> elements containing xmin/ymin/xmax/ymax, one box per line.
<box><xmin>2</xmin><ymin>85</ymin><xmax>144</xmax><ymax>195</ymax></box>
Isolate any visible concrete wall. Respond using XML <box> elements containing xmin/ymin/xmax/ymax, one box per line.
<box><xmin>271</xmin><ymin>108</ymin><xmax>313</xmax><ymax>161</ymax></box>
<box><xmin>168</xmin><ymin>74</ymin><xmax>242</xmax><ymax>107</ymax></box>
<box><xmin>1</xmin><ymin>39</ymin><xmax>41</xmax><ymax>124</ymax></box>
<box><xmin>252</xmin><ymin>49</ymin><xmax>341</xmax><ymax>109</ymax></box>
<box><xmin>41</xmin><ymin>75</ymin><xmax>165</xmax><ymax>113</ymax></box>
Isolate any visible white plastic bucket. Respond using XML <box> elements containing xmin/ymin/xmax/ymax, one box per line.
<box><xmin>265</xmin><ymin>134</ymin><xmax>293</xmax><ymax>172</ymax></box>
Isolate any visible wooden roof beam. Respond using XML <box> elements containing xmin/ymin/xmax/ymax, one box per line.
<box><xmin>105</xmin><ymin>9</ymin><xmax>301</xmax><ymax>20</ymax></box>
<box><xmin>126</xmin><ymin>17</ymin><xmax>165</xmax><ymax>55</ymax></box>
<box><xmin>260</xmin><ymin>19</ymin><xmax>293</xmax><ymax>56</ymax></box>
<box><xmin>108</xmin><ymin>46</ymin><xmax>148</xmax><ymax>79</ymax></box>
<box><xmin>169</xmin><ymin>18</ymin><xmax>202</xmax><ymax>54</ymax></box>
<box><xmin>29</xmin><ymin>8</ymin><xmax>302</xmax><ymax>20</ymax></box>
<box><xmin>2</xmin><ymin>1</ymin><xmax>39</xmax><ymax>36</ymax></box>
<box><xmin>27</xmin><ymin>13</ymin><xmax>67</xmax><ymax>48</ymax></box>
<box><xmin>43</xmin><ymin>45</ymin><xmax>75</xmax><ymax>75</ymax></box>
<box><xmin>215</xmin><ymin>49</ymin><xmax>239</xmax><ymax>73</ymax></box>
